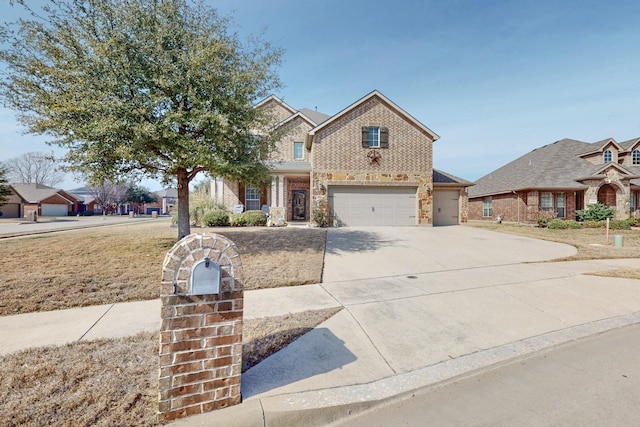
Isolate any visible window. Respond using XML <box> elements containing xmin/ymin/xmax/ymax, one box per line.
<box><xmin>361</xmin><ymin>126</ymin><xmax>389</xmax><ymax>148</ymax></box>
<box><xmin>293</xmin><ymin>142</ymin><xmax>303</xmax><ymax>160</ymax></box>
<box><xmin>368</xmin><ymin>127</ymin><xmax>380</xmax><ymax>147</ymax></box>
<box><xmin>245</xmin><ymin>185</ymin><xmax>260</xmax><ymax>211</ymax></box>
<box><xmin>603</xmin><ymin>149</ymin><xmax>612</xmax><ymax>163</ymax></box>
<box><xmin>556</xmin><ymin>193</ymin><xmax>566</xmax><ymax>218</ymax></box>
<box><xmin>633</xmin><ymin>149</ymin><xmax>640</xmax><ymax>165</ymax></box>
<box><xmin>541</xmin><ymin>192</ymin><xmax>553</xmax><ymax>211</ymax></box>
<box><xmin>483</xmin><ymin>197</ymin><xmax>492</xmax><ymax>217</ymax></box>
<box><xmin>631</xmin><ymin>192</ymin><xmax>637</xmax><ymax>215</ymax></box>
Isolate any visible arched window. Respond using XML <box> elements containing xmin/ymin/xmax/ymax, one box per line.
<box><xmin>633</xmin><ymin>149</ymin><xmax>640</xmax><ymax>165</ymax></box>
<box><xmin>603</xmin><ymin>149</ymin><xmax>612</xmax><ymax>163</ymax></box>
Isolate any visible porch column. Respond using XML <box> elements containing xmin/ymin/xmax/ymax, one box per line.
<box><xmin>270</xmin><ymin>176</ymin><xmax>277</xmax><ymax>207</ymax></box>
<box><xmin>278</xmin><ymin>175</ymin><xmax>285</xmax><ymax>208</ymax></box>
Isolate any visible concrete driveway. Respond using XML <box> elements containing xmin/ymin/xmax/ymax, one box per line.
<box><xmin>241</xmin><ymin>225</ymin><xmax>640</xmax><ymax>414</ymax></box>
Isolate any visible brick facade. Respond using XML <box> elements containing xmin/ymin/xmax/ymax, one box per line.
<box><xmin>469</xmin><ymin>190</ymin><xmax>580</xmax><ymax>223</ymax></box>
<box><xmin>310</xmin><ymin>96</ymin><xmax>435</xmax><ymax>225</ymax></box>
<box><xmin>216</xmin><ymin>91</ymin><xmax>451</xmax><ymax>225</ymax></box>
<box><xmin>158</xmin><ymin>233</ymin><xmax>243</xmax><ymax>422</ymax></box>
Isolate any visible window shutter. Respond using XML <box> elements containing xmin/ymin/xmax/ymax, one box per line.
<box><xmin>380</xmin><ymin>127</ymin><xmax>389</xmax><ymax>148</ymax></box>
<box><xmin>361</xmin><ymin>127</ymin><xmax>369</xmax><ymax>148</ymax></box>
<box><xmin>239</xmin><ymin>183</ymin><xmax>246</xmax><ymax>205</ymax></box>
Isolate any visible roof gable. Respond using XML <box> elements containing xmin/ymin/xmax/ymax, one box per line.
<box><xmin>578</xmin><ymin>137</ymin><xmax>623</xmax><ymax>158</ymax></box>
<box><xmin>306</xmin><ymin>90</ymin><xmax>439</xmax><ymax>148</ymax></box>
<box><xmin>254</xmin><ymin>95</ymin><xmax>296</xmax><ymax>115</ymax></box>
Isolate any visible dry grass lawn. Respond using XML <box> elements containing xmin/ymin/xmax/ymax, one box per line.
<box><xmin>0</xmin><ymin>220</ymin><xmax>331</xmax><ymax>426</ymax></box>
<box><xmin>467</xmin><ymin>221</ymin><xmax>640</xmax><ymax>279</ymax></box>
<box><xmin>3</xmin><ymin>220</ymin><xmax>640</xmax><ymax>425</ymax></box>
<box><xmin>0</xmin><ymin>308</ymin><xmax>340</xmax><ymax>427</ymax></box>
<box><xmin>0</xmin><ymin>221</ymin><xmax>326</xmax><ymax>316</ymax></box>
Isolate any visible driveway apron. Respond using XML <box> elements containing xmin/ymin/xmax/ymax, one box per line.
<box><xmin>241</xmin><ymin>226</ymin><xmax>640</xmax><ymax>400</ymax></box>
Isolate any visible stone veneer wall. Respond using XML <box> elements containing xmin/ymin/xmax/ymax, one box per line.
<box><xmin>158</xmin><ymin>233</ymin><xmax>243</xmax><ymax>422</ymax></box>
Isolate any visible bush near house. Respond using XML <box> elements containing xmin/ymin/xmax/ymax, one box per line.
<box><xmin>230</xmin><ymin>210</ymin><xmax>267</xmax><ymax>227</ymax></box>
<box><xmin>577</xmin><ymin>203</ymin><xmax>614</xmax><ymax>222</ymax></box>
<box><xmin>536</xmin><ymin>209</ymin><xmax>557</xmax><ymax>228</ymax></box>
<box><xmin>548</xmin><ymin>219</ymin><xmax>582</xmax><ymax>229</ymax></box>
<box><xmin>201</xmin><ymin>209</ymin><xmax>229</xmax><ymax>227</ymax></box>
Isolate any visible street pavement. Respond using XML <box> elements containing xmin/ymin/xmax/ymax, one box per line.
<box><xmin>2</xmin><ymin>225</ymin><xmax>640</xmax><ymax>426</ymax></box>
<box><xmin>331</xmin><ymin>322</ymin><xmax>640</xmax><ymax>426</ymax></box>
<box><xmin>0</xmin><ymin>214</ymin><xmax>162</xmax><ymax>238</ymax></box>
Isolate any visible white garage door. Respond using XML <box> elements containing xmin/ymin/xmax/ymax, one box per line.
<box><xmin>433</xmin><ymin>190</ymin><xmax>459</xmax><ymax>226</ymax></box>
<box><xmin>41</xmin><ymin>203</ymin><xmax>69</xmax><ymax>217</ymax></box>
<box><xmin>328</xmin><ymin>186</ymin><xmax>416</xmax><ymax>226</ymax></box>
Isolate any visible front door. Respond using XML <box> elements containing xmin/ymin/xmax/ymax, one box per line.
<box><xmin>292</xmin><ymin>190</ymin><xmax>306</xmax><ymax>220</ymax></box>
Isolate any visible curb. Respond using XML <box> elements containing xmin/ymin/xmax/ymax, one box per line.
<box><xmin>170</xmin><ymin>311</ymin><xmax>640</xmax><ymax>426</ymax></box>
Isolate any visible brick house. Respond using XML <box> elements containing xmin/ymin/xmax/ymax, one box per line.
<box><xmin>8</xmin><ymin>183</ymin><xmax>82</xmax><ymax>217</ymax></box>
<box><xmin>468</xmin><ymin>137</ymin><xmax>640</xmax><ymax>223</ymax></box>
<box><xmin>212</xmin><ymin>90</ymin><xmax>472</xmax><ymax>226</ymax></box>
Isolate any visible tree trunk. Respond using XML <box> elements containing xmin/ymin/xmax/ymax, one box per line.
<box><xmin>177</xmin><ymin>167</ymin><xmax>191</xmax><ymax>240</ymax></box>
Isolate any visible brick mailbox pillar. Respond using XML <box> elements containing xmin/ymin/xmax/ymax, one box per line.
<box><xmin>158</xmin><ymin>233</ymin><xmax>243</xmax><ymax>422</ymax></box>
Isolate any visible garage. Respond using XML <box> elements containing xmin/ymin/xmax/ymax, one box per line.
<box><xmin>0</xmin><ymin>203</ymin><xmax>20</xmax><ymax>218</ymax></box>
<box><xmin>433</xmin><ymin>190</ymin><xmax>460</xmax><ymax>226</ymax></box>
<box><xmin>328</xmin><ymin>186</ymin><xmax>416</xmax><ymax>226</ymax></box>
<box><xmin>41</xmin><ymin>203</ymin><xmax>69</xmax><ymax>217</ymax></box>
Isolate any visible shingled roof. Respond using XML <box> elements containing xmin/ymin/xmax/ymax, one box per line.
<box><xmin>469</xmin><ymin>138</ymin><xmax>640</xmax><ymax>198</ymax></box>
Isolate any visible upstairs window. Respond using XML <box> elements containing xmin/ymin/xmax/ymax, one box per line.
<box><xmin>361</xmin><ymin>126</ymin><xmax>389</xmax><ymax>148</ymax></box>
<box><xmin>293</xmin><ymin>142</ymin><xmax>304</xmax><ymax>160</ymax></box>
<box><xmin>603</xmin><ymin>149</ymin><xmax>612</xmax><ymax>163</ymax></box>
<box><xmin>633</xmin><ymin>149</ymin><xmax>640</xmax><ymax>165</ymax></box>
<box><xmin>368</xmin><ymin>127</ymin><xmax>380</xmax><ymax>148</ymax></box>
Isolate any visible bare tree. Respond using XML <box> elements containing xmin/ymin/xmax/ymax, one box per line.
<box><xmin>4</xmin><ymin>151</ymin><xmax>65</xmax><ymax>187</ymax></box>
<box><xmin>89</xmin><ymin>181</ymin><xmax>127</xmax><ymax>215</ymax></box>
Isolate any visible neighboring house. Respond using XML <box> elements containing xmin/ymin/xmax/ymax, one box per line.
<box><xmin>10</xmin><ymin>183</ymin><xmax>82</xmax><ymax>217</ymax></box>
<box><xmin>67</xmin><ymin>186</ymin><xmax>99</xmax><ymax>214</ymax></box>
<box><xmin>0</xmin><ymin>188</ymin><xmax>24</xmax><ymax>218</ymax></box>
<box><xmin>151</xmin><ymin>188</ymin><xmax>177</xmax><ymax>215</ymax></box>
<box><xmin>468</xmin><ymin>137</ymin><xmax>640</xmax><ymax>223</ymax></box>
<box><xmin>211</xmin><ymin>90</ymin><xmax>472</xmax><ymax>226</ymax></box>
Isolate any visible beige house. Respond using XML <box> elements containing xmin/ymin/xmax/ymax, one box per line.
<box><xmin>212</xmin><ymin>90</ymin><xmax>472</xmax><ymax>226</ymax></box>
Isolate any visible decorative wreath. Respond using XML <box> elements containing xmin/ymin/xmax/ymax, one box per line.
<box><xmin>367</xmin><ymin>150</ymin><xmax>381</xmax><ymax>165</ymax></box>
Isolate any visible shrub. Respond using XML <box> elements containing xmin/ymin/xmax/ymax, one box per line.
<box><xmin>576</xmin><ymin>203</ymin><xmax>614</xmax><ymax>222</ymax></box>
<box><xmin>565</xmin><ymin>220</ymin><xmax>582</xmax><ymax>229</ymax></box>
<box><xmin>547</xmin><ymin>219</ymin><xmax>568</xmax><ymax>229</ymax></box>
<box><xmin>312</xmin><ymin>200</ymin><xmax>333</xmax><ymax>227</ymax></box>
<box><xmin>536</xmin><ymin>209</ymin><xmax>556</xmax><ymax>228</ymax></box>
<box><xmin>582</xmin><ymin>220</ymin><xmax>603</xmax><ymax>228</ymax></box>
<box><xmin>228</xmin><ymin>210</ymin><xmax>267</xmax><ymax>227</ymax></box>
<box><xmin>609</xmin><ymin>219</ymin><xmax>631</xmax><ymax>230</ymax></box>
<box><xmin>242</xmin><ymin>210</ymin><xmax>267</xmax><ymax>226</ymax></box>
<box><xmin>229</xmin><ymin>213</ymin><xmax>246</xmax><ymax>227</ymax></box>
<box><xmin>171</xmin><ymin>187</ymin><xmax>228</xmax><ymax>226</ymax></box>
<box><xmin>201</xmin><ymin>209</ymin><xmax>229</xmax><ymax>227</ymax></box>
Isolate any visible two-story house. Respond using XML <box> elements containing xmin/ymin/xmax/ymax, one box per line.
<box><xmin>211</xmin><ymin>90</ymin><xmax>472</xmax><ymax>226</ymax></box>
<box><xmin>468</xmin><ymin>137</ymin><xmax>640</xmax><ymax>222</ymax></box>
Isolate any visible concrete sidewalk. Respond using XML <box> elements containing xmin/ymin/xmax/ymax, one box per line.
<box><xmin>2</xmin><ymin>226</ymin><xmax>640</xmax><ymax>426</ymax></box>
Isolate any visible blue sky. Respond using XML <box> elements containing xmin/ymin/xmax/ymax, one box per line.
<box><xmin>2</xmin><ymin>0</ymin><xmax>640</xmax><ymax>190</ymax></box>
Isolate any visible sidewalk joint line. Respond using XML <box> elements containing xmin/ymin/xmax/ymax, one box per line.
<box><xmin>78</xmin><ymin>304</ymin><xmax>116</xmax><ymax>341</ymax></box>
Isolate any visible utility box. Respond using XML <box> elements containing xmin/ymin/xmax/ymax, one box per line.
<box><xmin>613</xmin><ymin>234</ymin><xmax>624</xmax><ymax>247</ymax></box>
